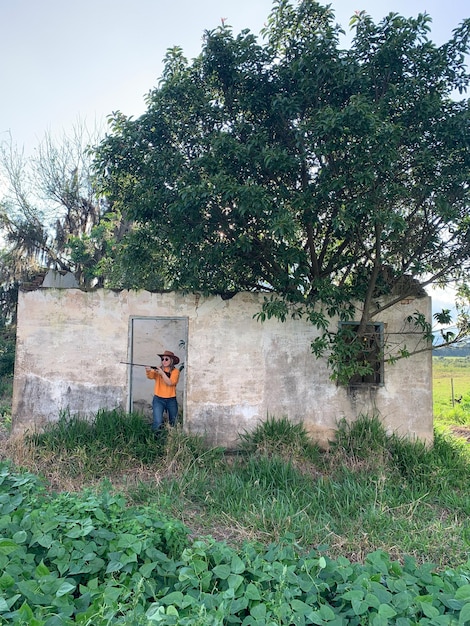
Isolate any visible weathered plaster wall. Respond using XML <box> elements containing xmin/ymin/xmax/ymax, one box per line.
<box><xmin>12</xmin><ymin>288</ymin><xmax>433</xmax><ymax>448</ymax></box>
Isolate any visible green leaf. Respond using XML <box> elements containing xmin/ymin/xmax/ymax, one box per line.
<box><xmin>166</xmin><ymin>605</ymin><xmax>179</xmax><ymax>616</ymax></box>
<box><xmin>139</xmin><ymin>562</ymin><xmax>157</xmax><ymax>577</ymax></box>
<box><xmin>229</xmin><ymin>595</ymin><xmax>249</xmax><ymax>614</ymax></box>
<box><xmin>459</xmin><ymin>602</ymin><xmax>470</xmax><ymax>625</ymax></box>
<box><xmin>230</xmin><ymin>554</ymin><xmax>246</xmax><ymax>574</ymax></box>
<box><xmin>35</xmin><ymin>561</ymin><xmax>50</xmax><ymax>577</ymax></box>
<box><xmin>227</xmin><ymin>573</ymin><xmax>244</xmax><ymax>591</ymax></box>
<box><xmin>16</xmin><ymin>580</ymin><xmax>48</xmax><ymax>605</ymax></box>
<box><xmin>17</xmin><ymin>601</ymin><xmax>34</xmax><ymax>621</ymax></box>
<box><xmin>12</xmin><ymin>530</ymin><xmax>27</xmax><ymax>544</ymax></box>
<box><xmin>190</xmin><ymin>558</ymin><xmax>208</xmax><ymax>575</ymax></box>
<box><xmin>378</xmin><ymin>603</ymin><xmax>398</xmax><ymax>618</ymax></box>
<box><xmin>456</xmin><ymin>585</ymin><xmax>470</xmax><ymax>601</ymax></box>
<box><xmin>105</xmin><ymin>559</ymin><xmax>123</xmax><ymax>574</ymax></box>
<box><xmin>34</xmin><ymin>533</ymin><xmax>54</xmax><ymax>548</ymax></box>
<box><xmin>245</xmin><ymin>583</ymin><xmax>261</xmax><ymax>601</ymax></box>
<box><xmin>352</xmin><ymin>599</ymin><xmax>369</xmax><ymax>615</ymax></box>
<box><xmin>212</xmin><ymin>564</ymin><xmax>231</xmax><ymax>579</ymax></box>
<box><xmin>343</xmin><ymin>590</ymin><xmax>364</xmax><ymax>602</ymax></box>
<box><xmin>291</xmin><ymin>598</ymin><xmax>314</xmax><ymax>615</ymax></box>
<box><xmin>0</xmin><ymin>539</ymin><xmax>19</xmax><ymax>555</ymax></box>
<box><xmin>319</xmin><ymin>603</ymin><xmax>336</xmax><ymax>620</ymax></box>
<box><xmin>250</xmin><ymin>602</ymin><xmax>267</xmax><ymax>619</ymax></box>
<box><xmin>420</xmin><ymin>601</ymin><xmax>440</xmax><ymax>618</ymax></box>
<box><xmin>103</xmin><ymin>585</ymin><xmax>123</xmax><ymax>603</ymax></box>
<box><xmin>159</xmin><ymin>591</ymin><xmax>184</xmax><ymax>606</ymax></box>
<box><xmin>56</xmin><ymin>581</ymin><xmax>76</xmax><ymax>597</ymax></box>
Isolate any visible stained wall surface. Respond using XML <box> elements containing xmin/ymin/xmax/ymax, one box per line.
<box><xmin>12</xmin><ymin>288</ymin><xmax>433</xmax><ymax>448</ymax></box>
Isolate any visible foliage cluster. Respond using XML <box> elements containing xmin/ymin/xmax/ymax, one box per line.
<box><xmin>0</xmin><ymin>123</ymin><xmax>107</xmax><ymax>324</ymax></box>
<box><xmin>0</xmin><ymin>460</ymin><xmax>470</xmax><ymax>625</ymax></box>
<box><xmin>92</xmin><ymin>0</ymin><xmax>470</xmax><ymax>381</ymax></box>
<box><xmin>1</xmin><ymin>0</ymin><xmax>470</xmax><ymax>383</ymax></box>
<box><xmin>0</xmin><ymin>463</ymin><xmax>189</xmax><ymax>624</ymax></box>
<box><xmin>0</xmin><ymin>324</ymin><xmax>14</xmax><ymax>422</ymax></box>
<box><xmin>0</xmin><ymin>324</ymin><xmax>15</xmax><ymax>378</ymax></box>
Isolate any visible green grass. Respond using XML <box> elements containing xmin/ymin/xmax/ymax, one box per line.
<box><xmin>11</xmin><ymin>408</ymin><xmax>470</xmax><ymax>570</ymax></box>
<box><xmin>27</xmin><ymin>408</ymin><xmax>167</xmax><ymax>478</ymax></box>
<box><xmin>433</xmin><ymin>356</ymin><xmax>470</xmax><ymax>413</ymax></box>
<box><xmin>433</xmin><ymin>356</ymin><xmax>470</xmax><ymax>437</ymax></box>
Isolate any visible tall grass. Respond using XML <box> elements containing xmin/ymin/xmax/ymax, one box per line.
<box><xmin>7</xmin><ymin>410</ymin><xmax>470</xmax><ymax>567</ymax></box>
<box><xmin>238</xmin><ymin>414</ymin><xmax>322</xmax><ymax>464</ymax></box>
<box><xmin>26</xmin><ymin>409</ymin><xmax>164</xmax><ymax>478</ymax></box>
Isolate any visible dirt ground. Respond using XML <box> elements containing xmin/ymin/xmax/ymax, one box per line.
<box><xmin>451</xmin><ymin>426</ymin><xmax>470</xmax><ymax>443</ymax></box>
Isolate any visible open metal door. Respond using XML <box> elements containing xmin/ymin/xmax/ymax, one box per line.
<box><xmin>127</xmin><ymin>316</ymin><xmax>187</xmax><ymax>422</ymax></box>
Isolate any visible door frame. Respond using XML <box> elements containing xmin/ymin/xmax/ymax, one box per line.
<box><xmin>126</xmin><ymin>315</ymin><xmax>188</xmax><ymax>419</ymax></box>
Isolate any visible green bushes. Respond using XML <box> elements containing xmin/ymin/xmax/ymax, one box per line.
<box><xmin>0</xmin><ymin>463</ymin><xmax>189</xmax><ymax>624</ymax></box>
<box><xmin>238</xmin><ymin>415</ymin><xmax>322</xmax><ymax>465</ymax></box>
<box><xmin>146</xmin><ymin>540</ymin><xmax>470</xmax><ymax>625</ymax></box>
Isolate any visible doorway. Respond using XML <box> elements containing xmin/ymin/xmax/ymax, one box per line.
<box><xmin>127</xmin><ymin>316</ymin><xmax>188</xmax><ymax>422</ymax></box>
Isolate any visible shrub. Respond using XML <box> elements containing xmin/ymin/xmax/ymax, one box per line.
<box><xmin>238</xmin><ymin>415</ymin><xmax>321</xmax><ymax>465</ymax></box>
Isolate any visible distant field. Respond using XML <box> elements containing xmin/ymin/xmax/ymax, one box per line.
<box><xmin>433</xmin><ymin>356</ymin><xmax>470</xmax><ymax>415</ymax></box>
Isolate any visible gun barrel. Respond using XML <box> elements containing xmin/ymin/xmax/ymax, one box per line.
<box><xmin>120</xmin><ymin>361</ymin><xmax>184</xmax><ymax>371</ymax></box>
<box><xmin>120</xmin><ymin>361</ymin><xmax>156</xmax><ymax>369</ymax></box>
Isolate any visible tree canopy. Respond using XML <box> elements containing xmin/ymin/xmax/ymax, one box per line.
<box><xmin>93</xmin><ymin>0</ymin><xmax>470</xmax><ymax>381</ymax></box>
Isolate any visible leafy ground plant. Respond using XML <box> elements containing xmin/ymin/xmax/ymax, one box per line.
<box><xmin>1</xmin><ymin>464</ymin><xmax>470</xmax><ymax>625</ymax></box>
<box><xmin>0</xmin><ymin>462</ymin><xmax>189</xmax><ymax>624</ymax></box>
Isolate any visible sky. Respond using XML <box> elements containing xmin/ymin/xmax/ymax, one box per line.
<box><xmin>1</xmin><ymin>0</ymin><xmax>468</xmax><ymax>151</ymax></box>
<box><xmin>0</xmin><ymin>0</ymin><xmax>468</xmax><ymax>313</ymax></box>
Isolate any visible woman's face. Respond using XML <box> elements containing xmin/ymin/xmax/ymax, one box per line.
<box><xmin>161</xmin><ymin>356</ymin><xmax>172</xmax><ymax>368</ymax></box>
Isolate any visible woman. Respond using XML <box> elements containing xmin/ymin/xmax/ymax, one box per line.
<box><xmin>146</xmin><ymin>350</ymin><xmax>180</xmax><ymax>431</ymax></box>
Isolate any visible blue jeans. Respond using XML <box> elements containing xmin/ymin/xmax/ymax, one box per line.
<box><xmin>152</xmin><ymin>395</ymin><xmax>178</xmax><ymax>431</ymax></box>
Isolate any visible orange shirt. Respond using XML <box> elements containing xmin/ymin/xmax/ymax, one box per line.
<box><xmin>146</xmin><ymin>367</ymin><xmax>180</xmax><ymax>398</ymax></box>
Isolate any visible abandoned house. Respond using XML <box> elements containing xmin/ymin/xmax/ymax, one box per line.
<box><xmin>11</xmin><ymin>273</ymin><xmax>433</xmax><ymax>449</ymax></box>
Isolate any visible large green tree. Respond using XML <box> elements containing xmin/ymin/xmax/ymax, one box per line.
<box><xmin>93</xmin><ymin>0</ymin><xmax>470</xmax><ymax>381</ymax></box>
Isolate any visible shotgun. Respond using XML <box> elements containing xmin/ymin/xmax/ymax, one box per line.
<box><xmin>120</xmin><ymin>361</ymin><xmax>184</xmax><ymax>371</ymax></box>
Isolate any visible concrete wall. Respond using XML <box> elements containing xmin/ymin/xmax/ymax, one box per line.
<box><xmin>12</xmin><ymin>288</ymin><xmax>433</xmax><ymax>448</ymax></box>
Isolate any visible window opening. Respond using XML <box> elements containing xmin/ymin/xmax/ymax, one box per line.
<box><xmin>339</xmin><ymin>322</ymin><xmax>384</xmax><ymax>385</ymax></box>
